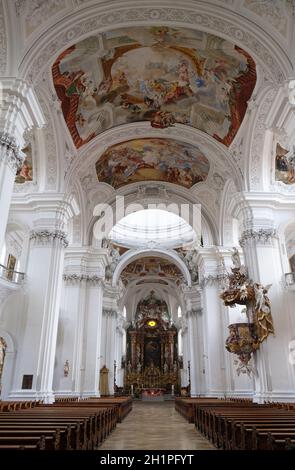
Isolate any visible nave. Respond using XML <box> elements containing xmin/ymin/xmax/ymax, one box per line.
<box><xmin>1</xmin><ymin>0</ymin><xmax>295</xmax><ymax>454</ymax></box>
<box><xmin>99</xmin><ymin>402</ymin><xmax>214</xmax><ymax>451</ymax></box>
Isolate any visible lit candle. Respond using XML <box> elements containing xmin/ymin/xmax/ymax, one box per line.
<box><xmin>131</xmin><ymin>384</ymin><xmax>134</xmax><ymax>395</ymax></box>
<box><xmin>171</xmin><ymin>384</ymin><xmax>174</xmax><ymax>396</ymax></box>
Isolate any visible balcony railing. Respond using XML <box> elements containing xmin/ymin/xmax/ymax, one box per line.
<box><xmin>0</xmin><ymin>263</ymin><xmax>25</xmax><ymax>284</ymax></box>
<box><xmin>285</xmin><ymin>272</ymin><xmax>295</xmax><ymax>287</ymax></box>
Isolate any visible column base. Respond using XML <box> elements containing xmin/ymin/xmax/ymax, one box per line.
<box><xmin>253</xmin><ymin>391</ymin><xmax>295</xmax><ymax>403</ymax></box>
<box><xmin>54</xmin><ymin>390</ymin><xmax>80</xmax><ymax>398</ymax></box>
<box><xmin>224</xmin><ymin>391</ymin><xmax>254</xmax><ymax>398</ymax></box>
<box><xmin>9</xmin><ymin>389</ymin><xmax>55</xmax><ymax>403</ymax></box>
<box><xmin>80</xmin><ymin>391</ymin><xmax>101</xmax><ymax>398</ymax></box>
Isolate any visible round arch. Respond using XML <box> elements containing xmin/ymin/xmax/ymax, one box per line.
<box><xmin>112</xmin><ymin>248</ymin><xmax>192</xmax><ymax>287</ymax></box>
<box><xmin>89</xmin><ymin>181</ymin><xmax>218</xmax><ymax>247</ymax></box>
<box><xmin>20</xmin><ymin>2</ymin><xmax>291</xmax><ymax>85</ymax></box>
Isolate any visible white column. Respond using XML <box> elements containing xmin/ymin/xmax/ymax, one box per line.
<box><xmin>53</xmin><ymin>276</ymin><xmax>87</xmax><ymax>397</ymax></box>
<box><xmin>180</xmin><ymin>326</ymin><xmax>189</xmax><ymax>387</ymax></box>
<box><xmin>186</xmin><ymin>311</ymin><xmax>202</xmax><ymax>396</ymax></box>
<box><xmin>53</xmin><ymin>248</ymin><xmax>108</xmax><ymax>398</ymax></box>
<box><xmin>10</xmin><ymin>228</ymin><xmax>68</xmax><ymax>403</ymax></box>
<box><xmin>198</xmin><ymin>250</ymin><xmax>227</xmax><ymax>397</ymax></box>
<box><xmin>0</xmin><ymin>79</ymin><xmax>45</xmax><ymax>253</ymax></box>
<box><xmin>115</xmin><ymin>317</ymin><xmax>125</xmax><ymax>388</ymax></box>
<box><xmin>182</xmin><ymin>285</ymin><xmax>203</xmax><ymax>396</ymax></box>
<box><xmin>0</xmin><ymin>134</ymin><xmax>24</xmax><ymax>251</ymax></box>
<box><xmin>81</xmin><ymin>280</ymin><xmax>103</xmax><ymax>398</ymax></box>
<box><xmin>101</xmin><ymin>309</ymin><xmax>117</xmax><ymax>395</ymax></box>
<box><xmin>240</xmin><ymin>226</ymin><xmax>295</xmax><ymax>402</ymax></box>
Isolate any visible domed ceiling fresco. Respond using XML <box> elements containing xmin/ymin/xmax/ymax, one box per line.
<box><xmin>52</xmin><ymin>26</ymin><xmax>256</xmax><ymax>148</ymax></box>
<box><xmin>95</xmin><ymin>138</ymin><xmax>210</xmax><ymax>189</ymax></box>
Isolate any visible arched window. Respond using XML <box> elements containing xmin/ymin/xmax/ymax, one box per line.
<box><xmin>177</xmin><ymin>306</ymin><xmax>182</xmax><ymax>318</ymax></box>
<box><xmin>123</xmin><ymin>306</ymin><xmax>127</xmax><ymax>318</ymax></box>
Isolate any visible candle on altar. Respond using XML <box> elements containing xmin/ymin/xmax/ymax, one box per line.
<box><xmin>171</xmin><ymin>384</ymin><xmax>175</xmax><ymax>396</ymax></box>
<box><xmin>131</xmin><ymin>384</ymin><xmax>134</xmax><ymax>395</ymax></box>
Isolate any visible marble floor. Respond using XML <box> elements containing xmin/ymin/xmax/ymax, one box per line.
<box><xmin>99</xmin><ymin>401</ymin><xmax>215</xmax><ymax>450</ymax></box>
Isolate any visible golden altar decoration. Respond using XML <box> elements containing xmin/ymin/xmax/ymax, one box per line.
<box><xmin>124</xmin><ymin>291</ymin><xmax>180</xmax><ymax>394</ymax></box>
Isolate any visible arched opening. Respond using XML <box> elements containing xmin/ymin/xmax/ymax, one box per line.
<box><xmin>109</xmin><ymin>208</ymin><xmax>199</xmax><ymax>249</ymax></box>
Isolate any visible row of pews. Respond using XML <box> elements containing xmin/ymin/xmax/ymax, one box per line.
<box><xmin>0</xmin><ymin>396</ymin><xmax>132</xmax><ymax>450</ymax></box>
<box><xmin>175</xmin><ymin>397</ymin><xmax>295</xmax><ymax>450</ymax></box>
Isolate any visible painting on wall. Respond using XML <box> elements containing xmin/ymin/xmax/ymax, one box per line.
<box><xmin>52</xmin><ymin>26</ymin><xmax>256</xmax><ymax>148</ymax></box>
<box><xmin>275</xmin><ymin>143</ymin><xmax>295</xmax><ymax>185</ymax></box>
<box><xmin>95</xmin><ymin>138</ymin><xmax>210</xmax><ymax>189</ymax></box>
<box><xmin>15</xmin><ymin>144</ymin><xmax>33</xmax><ymax>184</ymax></box>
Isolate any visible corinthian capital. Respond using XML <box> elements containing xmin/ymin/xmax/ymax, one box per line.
<box><xmin>239</xmin><ymin>229</ymin><xmax>277</xmax><ymax>247</ymax></box>
<box><xmin>63</xmin><ymin>274</ymin><xmax>102</xmax><ymax>285</ymax></box>
<box><xmin>0</xmin><ymin>132</ymin><xmax>25</xmax><ymax>172</ymax></box>
<box><xmin>30</xmin><ymin>229</ymin><xmax>69</xmax><ymax>248</ymax></box>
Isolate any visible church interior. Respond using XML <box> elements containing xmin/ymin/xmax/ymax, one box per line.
<box><xmin>1</xmin><ymin>0</ymin><xmax>295</xmax><ymax>452</ymax></box>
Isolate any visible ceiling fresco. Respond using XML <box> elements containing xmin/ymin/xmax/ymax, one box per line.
<box><xmin>95</xmin><ymin>138</ymin><xmax>210</xmax><ymax>189</ymax></box>
<box><xmin>121</xmin><ymin>257</ymin><xmax>184</xmax><ymax>286</ymax></box>
<box><xmin>52</xmin><ymin>26</ymin><xmax>256</xmax><ymax>148</ymax></box>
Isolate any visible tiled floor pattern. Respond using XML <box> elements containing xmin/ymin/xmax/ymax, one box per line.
<box><xmin>99</xmin><ymin>401</ymin><xmax>215</xmax><ymax>450</ymax></box>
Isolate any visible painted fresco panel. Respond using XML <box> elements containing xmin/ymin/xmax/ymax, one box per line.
<box><xmin>96</xmin><ymin>138</ymin><xmax>209</xmax><ymax>188</ymax></box>
<box><xmin>52</xmin><ymin>26</ymin><xmax>256</xmax><ymax>148</ymax></box>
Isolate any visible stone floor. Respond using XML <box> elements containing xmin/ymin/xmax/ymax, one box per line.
<box><xmin>99</xmin><ymin>401</ymin><xmax>215</xmax><ymax>450</ymax></box>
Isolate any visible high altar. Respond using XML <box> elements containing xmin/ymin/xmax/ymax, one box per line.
<box><xmin>124</xmin><ymin>291</ymin><xmax>179</xmax><ymax>396</ymax></box>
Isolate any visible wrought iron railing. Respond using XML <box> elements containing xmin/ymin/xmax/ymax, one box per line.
<box><xmin>0</xmin><ymin>263</ymin><xmax>25</xmax><ymax>284</ymax></box>
<box><xmin>285</xmin><ymin>272</ymin><xmax>295</xmax><ymax>287</ymax></box>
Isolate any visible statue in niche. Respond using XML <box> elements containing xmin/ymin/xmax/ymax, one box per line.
<box><xmin>183</xmin><ymin>249</ymin><xmax>198</xmax><ymax>283</ymax></box>
<box><xmin>231</xmin><ymin>247</ymin><xmax>241</xmax><ymax>269</ymax></box>
<box><xmin>288</xmin><ymin>340</ymin><xmax>295</xmax><ymax>365</ymax></box>
<box><xmin>101</xmin><ymin>237</ymin><xmax>109</xmax><ymax>249</ymax></box>
<box><xmin>0</xmin><ymin>337</ymin><xmax>7</xmax><ymax>396</ymax></box>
